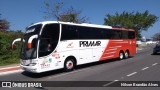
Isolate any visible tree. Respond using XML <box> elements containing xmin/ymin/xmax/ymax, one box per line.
<box><xmin>152</xmin><ymin>32</ymin><xmax>160</xmax><ymax>41</ymax></box>
<box><xmin>44</xmin><ymin>1</ymin><xmax>88</xmax><ymax>23</ymax></box>
<box><xmin>0</xmin><ymin>19</ymin><xmax>10</xmax><ymax>32</ymax></box>
<box><xmin>104</xmin><ymin>11</ymin><xmax>158</xmax><ymax>38</ymax></box>
<box><xmin>0</xmin><ymin>14</ymin><xmax>10</xmax><ymax>32</ymax></box>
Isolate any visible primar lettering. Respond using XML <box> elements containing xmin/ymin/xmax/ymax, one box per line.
<box><xmin>80</xmin><ymin>41</ymin><xmax>101</xmax><ymax>47</ymax></box>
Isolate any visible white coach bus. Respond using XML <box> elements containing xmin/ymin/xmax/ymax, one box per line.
<box><xmin>12</xmin><ymin>21</ymin><xmax>136</xmax><ymax>73</ymax></box>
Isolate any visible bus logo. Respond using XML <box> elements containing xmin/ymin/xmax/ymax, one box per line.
<box><xmin>79</xmin><ymin>41</ymin><xmax>101</xmax><ymax>47</ymax></box>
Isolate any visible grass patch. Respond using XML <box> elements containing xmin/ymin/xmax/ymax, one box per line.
<box><xmin>0</xmin><ymin>49</ymin><xmax>21</xmax><ymax>66</ymax></box>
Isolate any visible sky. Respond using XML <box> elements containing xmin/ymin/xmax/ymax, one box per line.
<box><xmin>0</xmin><ymin>0</ymin><xmax>160</xmax><ymax>38</ymax></box>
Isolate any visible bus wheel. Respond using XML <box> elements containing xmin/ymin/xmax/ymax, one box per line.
<box><xmin>119</xmin><ymin>51</ymin><xmax>124</xmax><ymax>60</ymax></box>
<box><xmin>64</xmin><ymin>58</ymin><xmax>75</xmax><ymax>72</ymax></box>
<box><xmin>125</xmin><ymin>51</ymin><xmax>129</xmax><ymax>59</ymax></box>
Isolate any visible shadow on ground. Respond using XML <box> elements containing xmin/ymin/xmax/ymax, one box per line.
<box><xmin>21</xmin><ymin>57</ymin><xmax>133</xmax><ymax>78</ymax></box>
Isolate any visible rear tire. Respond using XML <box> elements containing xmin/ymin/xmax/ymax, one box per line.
<box><xmin>153</xmin><ymin>52</ymin><xmax>157</xmax><ymax>55</ymax></box>
<box><xmin>119</xmin><ymin>51</ymin><xmax>124</xmax><ymax>60</ymax></box>
<box><xmin>64</xmin><ymin>58</ymin><xmax>75</xmax><ymax>72</ymax></box>
<box><xmin>124</xmin><ymin>51</ymin><xmax>129</xmax><ymax>59</ymax></box>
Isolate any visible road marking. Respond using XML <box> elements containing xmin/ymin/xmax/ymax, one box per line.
<box><xmin>127</xmin><ymin>72</ymin><xmax>137</xmax><ymax>77</ymax></box>
<box><xmin>114</xmin><ymin>80</ymin><xmax>119</xmax><ymax>81</ymax></box>
<box><xmin>141</xmin><ymin>67</ymin><xmax>149</xmax><ymax>71</ymax></box>
<box><xmin>103</xmin><ymin>80</ymin><xmax>119</xmax><ymax>87</ymax></box>
<box><xmin>152</xmin><ymin>63</ymin><xmax>158</xmax><ymax>66</ymax></box>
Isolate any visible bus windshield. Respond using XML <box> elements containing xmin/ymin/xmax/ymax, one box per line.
<box><xmin>20</xmin><ymin>24</ymin><xmax>42</xmax><ymax>59</ymax></box>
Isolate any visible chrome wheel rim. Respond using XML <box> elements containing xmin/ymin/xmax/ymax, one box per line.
<box><xmin>125</xmin><ymin>52</ymin><xmax>129</xmax><ymax>58</ymax></box>
<box><xmin>120</xmin><ymin>52</ymin><xmax>123</xmax><ymax>59</ymax></box>
<box><xmin>66</xmin><ymin>60</ymin><xmax>73</xmax><ymax>69</ymax></box>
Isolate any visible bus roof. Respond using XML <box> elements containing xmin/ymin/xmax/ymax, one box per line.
<box><xmin>30</xmin><ymin>21</ymin><xmax>134</xmax><ymax>31</ymax></box>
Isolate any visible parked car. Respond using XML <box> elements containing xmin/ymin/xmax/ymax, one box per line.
<box><xmin>136</xmin><ymin>39</ymin><xmax>142</xmax><ymax>47</ymax></box>
<box><xmin>146</xmin><ymin>41</ymin><xmax>153</xmax><ymax>44</ymax></box>
<box><xmin>153</xmin><ymin>43</ymin><xmax>160</xmax><ymax>54</ymax></box>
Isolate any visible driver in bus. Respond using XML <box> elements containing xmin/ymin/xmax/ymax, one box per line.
<box><xmin>47</xmin><ymin>43</ymin><xmax>51</xmax><ymax>51</ymax></box>
<box><xmin>47</xmin><ymin>40</ymin><xmax>52</xmax><ymax>52</ymax></box>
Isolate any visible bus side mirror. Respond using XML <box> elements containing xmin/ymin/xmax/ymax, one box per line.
<box><xmin>12</xmin><ymin>38</ymin><xmax>22</xmax><ymax>49</ymax></box>
<box><xmin>28</xmin><ymin>35</ymin><xmax>38</xmax><ymax>49</ymax></box>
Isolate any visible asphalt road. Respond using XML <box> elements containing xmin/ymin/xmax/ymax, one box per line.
<box><xmin>0</xmin><ymin>45</ymin><xmax>160</xmax><ymax>90</ymax></box>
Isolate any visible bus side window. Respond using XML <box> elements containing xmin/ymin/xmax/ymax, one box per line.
<box><xmin>61</xmin><ymin>25</ymin><xmax>78</xmax><ymax>41</ymax></box>
<box><xmin>39</xmin><ymin>24</ymin><xmax>59</xmax><ymax>57</ymax></box>
<box><xmin>128</xmin><ymin>31</ymin><xmax>135</xmax><ymax>39</ymax></box>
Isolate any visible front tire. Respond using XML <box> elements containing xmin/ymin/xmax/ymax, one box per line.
<box><xmin>64</xmin><ymin>58</ymin><xmax>75</xmax><ymax>72</ymax></box>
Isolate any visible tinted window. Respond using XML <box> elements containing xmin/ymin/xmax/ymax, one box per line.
<box><xmin>41</xmin><ymin>24</ymin><xmax>59</xmax><ymax>40</ymax></box>
<box><xmin>78</xmin><ymin>26</ymin><xmax>103</xmax><ymax>39</ymax></box>
<box><xmin>39</xmin><ymin>24</ymin><xmax>60</xmax><ymax>57</ymax></box>
<box><xmin>101</xmin><ymin>29</ymin><xmax>112</xmax><ymax>39</ymax></box>
<box><xmin>99</xmin><ymin>28</ymin><xmax>109</xmax><ymax>39</ymax></box>
<box><xmin>61</xmin><ymin>25</ymin><xmax>78</xmax><ymax>40</ymax></box>
<box><xmin>104</xmin><ymin>30</ymin><xmax>135</xmax><ymax>39</ymax></box>
<box><xmin>121</xmin><ymin>31</ymin><xmax>128</xmax><ymax>39</ymax></box>
<box><xmin>61</xmin><ymin>24</ymin><xmax>135</xmax><ymax>40</ymax></box>
<box><xmin>128</xmin><ymin>31</ymin><xmax>135</xmax><ymax>39</ymax></box>
<box><xmin>111</xmin><ymin>30</ymin><xmax>122</xmax><ymax>39</ymax></box>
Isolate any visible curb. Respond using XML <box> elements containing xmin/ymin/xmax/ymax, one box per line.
<box><xmin>0</xmin><ymin>66</ymin><xmax>23</xmax><ymax>76</ymax></box>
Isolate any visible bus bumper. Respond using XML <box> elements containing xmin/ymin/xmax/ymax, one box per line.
<box><xmin>20</xmin><ymin>64</ymin><xmax>40</xmax><ymax>73</ymax></box>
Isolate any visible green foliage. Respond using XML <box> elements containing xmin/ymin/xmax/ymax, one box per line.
<box><xmin>104</xmin><ymin>10</ymin><xmax>158</xmax><ymax>38</ymax></box>
<box><xmin>0</xmin><ymin>31</ymin><xmax>23</xmax><ymax>66</ymax></box>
